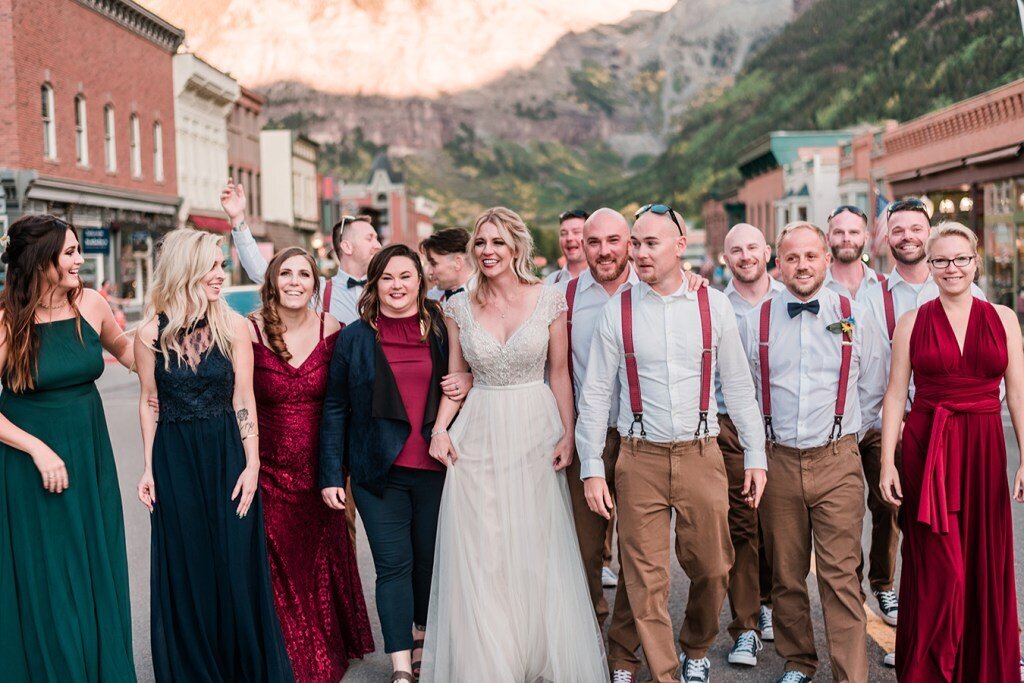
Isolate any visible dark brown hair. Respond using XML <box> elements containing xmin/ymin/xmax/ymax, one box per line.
<box><xmin>419</xmin><ymin>227</ymin><xmax>470</xmax><ymax>256</ymax></box>
<box><xmin>0</xmin><ymin>214</ymin><xmax>83</xmax><ymax>393</ymax></box>
<box><xmin>256</xmin><ymin>247</ymin><xmax>321</xmax><ymax>362</ymax></box>
<box><xmin>358</xmin><ymin>243</ymin><xmax>440</xmax><ymax>343</ymax></box>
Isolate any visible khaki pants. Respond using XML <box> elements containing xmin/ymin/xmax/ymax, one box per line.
<box><xmin>718</xmin><ymin>413</ymin><xmax>773</xmax><ymax>640</ymax></box>
<box><xmin>615</xmin><ymin>438</ymin><xmax>732</xmax><ymax>683</ymax></box>
<box><xmin>762</xmin><ymin>435</ymin><xmax>868</xmax><ymax>682</ymax></box>
<box><xmin>856</xmin><ymin>429</ymin><xmax>901</xmax><ymax>593</ymax></box>
<box><xmin>566</xmin><ymin>429</ymin><xmax>643</xmax><ymax>673</ymax></box>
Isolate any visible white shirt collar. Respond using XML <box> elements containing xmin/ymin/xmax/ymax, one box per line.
<box><xmin>579</xmin><ymin>264</ymin><xmax>639</xmax><ymax>294</ymax></box>
<box><xmin>724</xmin><ymin>275</ymin><xmax>785</xmax><ymax>300</ymax></box>
<box><xmin>635</xmin><ymin>275</ymin><xmax>695</xmax><ymax>302</ymax></box>
<box><xmin>824</xmin><ymin>263</ymin><xmax>880</xmax><ymax>289</ymax></box>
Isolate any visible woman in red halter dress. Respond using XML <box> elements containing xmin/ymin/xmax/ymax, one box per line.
<box><xmin>879</xmin><ymin>222</ymin><xmax>1024</xmax><ymax>682</ymax></box>
<box><xmin>249</xmin><ymin>247</ymin><xmax>374</xmax><ymax>682</ymax></box>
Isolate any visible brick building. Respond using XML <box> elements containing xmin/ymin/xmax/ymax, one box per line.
<box><xmin>227</xmin><ymin>86</ymin><xmax>271</xmax><ymax>282</ymax></box>
<box><xmin>0</xmin><ymin>0</ymin><xmax>183</xmax><ymax>302</ymax></box>
<box><xmin>338</xmin><ymin>154</ymin><xmax>436</xmax><ymax>247</ymax></box>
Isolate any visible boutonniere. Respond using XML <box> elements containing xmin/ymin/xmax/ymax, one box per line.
<box><xmin>826</xmin><ymin>316</ymin><xmax>856</xmax><ymax>335</ymax></box>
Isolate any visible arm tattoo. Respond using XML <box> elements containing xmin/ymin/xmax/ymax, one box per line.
<box><xmin>235</xmin><ymin>408</ymin><xmax>255</xmax><ymax>436</ymax></box>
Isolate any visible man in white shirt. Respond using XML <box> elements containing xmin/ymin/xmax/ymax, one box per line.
<box><xmin>544</xmin><ymin>208</ymin><xmax>588</xmax><ymax>284</ymax></box>
<box><xmin>718</xmin><ymin>223</ymin><xmax>786</xmax><ymax>668</ymax></box>
<box><xmin>229</xmin><ymin>179</ymin><xmax>381</xmax><ymax>324</ymax></box>
<box><xmin>420</xmin><ymin>227</ymin><xmax>472</xmax><ymax>302</ymax></box>
<box><xmin>823</xmin><ymin>205</ymin><xmax>882</xmax><ymax>303</ymax></box>
<box><xmin>556</xmin><ymin>208</ymin><xmax>643</xmax><ymax>681</ymax></box>
<box><xmin>577</xmin><ymin>206</ymin><xmax>767</xmax><ymax>683</ymax></box>
<box><xmin>741</xmin><ymin>221</ymin><xmax>887</xmax><ymax>683</ymax></box>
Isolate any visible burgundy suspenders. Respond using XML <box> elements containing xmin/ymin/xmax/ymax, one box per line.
<box><xmin>758</xmin><ymin>295</ymin><xmax>854</xmax><ymax>443</ymax></box>
<box><xmin>620</xmin><ymin>286</ymin><xmax>713</xmax><ymax>440</ymax></box>
<box><xmin>878</xmin><ymin>274</ymin><xmax>896</xmax><ymax>342</ymax></box>
<box><xmin>322</xmin><ymin>278</ymin><xmax>333</xmax><ymax>316</ymax></box>
<box><xmin>565</xmin><ymin>276</ymin><xmax>580</xmax><ymax>390</ymax></box>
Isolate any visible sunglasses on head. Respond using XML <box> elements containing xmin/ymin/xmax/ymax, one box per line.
<box><xmin>559</xmin><ymin>209</ymin><xmax>589</xmax><ymax>222</ymax></box>
<box><xmin>887</xmin><ymin>198</ymin><xmax>930</xmax><ymax>220</ymax></box>
<box><xmin>828</xmin><ymin>205</ymin><xmax>867</xmax><ymax>222</ymax></box>
<box><xmin>635</xmin><ymin>203</ymin><xmax>683</xmax><ymax>235</ymax></box>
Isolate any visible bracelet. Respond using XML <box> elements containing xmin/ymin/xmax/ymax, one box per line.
<box><xmin>232</xmin><ymin>220</ymin><xmax>248</xmax><ymax>231</ymax></box>
<box><xmin>431</xmin><ymin>427</ymin><xmax>447</xmax><ymax>437</ymax></box>
<box><xmin>241</xmin><ymin>433</ymin><xmax>259</xmax><ymax>441</ymax></box>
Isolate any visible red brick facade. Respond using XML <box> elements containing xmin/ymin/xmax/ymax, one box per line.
<box><xmin>0</xmin><ymin>0</ymin><xmax>180</xmax><ymax>197</ymax></box>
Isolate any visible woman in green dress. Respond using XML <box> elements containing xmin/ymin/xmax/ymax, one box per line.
<box><xmin>0</xmin><ymin>215</ymin><xmax>137</xmax><ymax>682</ymax></box>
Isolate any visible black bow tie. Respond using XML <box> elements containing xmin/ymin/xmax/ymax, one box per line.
<box><xmin>346</xmin><ymin>277</ymin><xmax>366</xmax><ymax>289</ymax></box>
<box><xmin>443</xmin><ymin>287</ymin><xmax>465</xmax><ymax>300</ymax></box>
<box><xmin>787</xmin><ymin>300</ymin><xmax>820</xmax><ymax>318</ymax></box>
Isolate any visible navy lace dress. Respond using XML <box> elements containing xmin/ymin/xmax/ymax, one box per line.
<box><xmin>150</xmin><ymin>316</ymin><xmax>293</xmax><ymax>682</ymax></box>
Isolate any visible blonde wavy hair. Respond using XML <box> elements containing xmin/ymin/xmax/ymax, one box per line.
<box><xmin>470</xmin><ymin>207</ymin><xmax>539</xmax><ymax>304</ymax></box>
<box><xmin>144</xmin><ymin>229</ymin><xmax>234</xmax><ymax>369</ymax></box>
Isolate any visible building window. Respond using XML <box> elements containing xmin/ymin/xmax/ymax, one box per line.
<box><xmin>129</xmin><ymin>113</ymin><xmax>142</xmax><ymax>177</ymax></box>
<box><xmin>74</xmin><ymin>95</ymin><xmax>88</xmax><ymax>166</ymax></box>
<box><xmin>153</xmin><ymin>121</ymin><xmax>164</xmax><ymax>182</ymax></box>
<box><xmin>41</xmin><ymin>84</ymin><xmax>56</xmax><ymax>160</ymax></box>
<box><xmin>104</xmin><ymin>105</ymin><xmax>116</xmax><ymax>172</ymax></box>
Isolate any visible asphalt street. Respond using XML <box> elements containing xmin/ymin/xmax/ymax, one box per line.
<box><xmin>96</xmin><ymin>365</ymin><xmax>1024</xmax><ymax>682</ymax></box>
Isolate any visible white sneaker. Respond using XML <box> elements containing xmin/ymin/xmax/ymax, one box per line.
<box><xmin>758</xmin><ymin>605</ymin><xmax>774</xmax><ymax>641</ymax></box>
<box><xmin>883</xmin><ymin>652</ymin><xmax>895</xmax><ymax>667</ymax></box>
<box><xmin>874</xmin><ymin>589</ymin><xmax>899</xmax><ymax>626</ymax></box>
<box><xmin>602</xmin><ymin>566</ymin><xmax>618</xmax><ymax>588</ymax></box>
<box><xmin>612</xmin><ymin>670</ymin><xmax>634</xmax><ymax>683</ymax></box>
<box><xmin>727</xmin><ymin>630</ymin><xmax>762</xmax><ymax>666</ymax></box>
<box><xmin>679</xmin><ymin>654</ymin><xmax>711</xmax><ymax>683</ymax></box>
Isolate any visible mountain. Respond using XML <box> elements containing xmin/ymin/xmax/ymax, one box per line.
<box><xmin>599</xmin><ymin>0</ymin><xmax>1024</xmax><ymax>218</ymax></box>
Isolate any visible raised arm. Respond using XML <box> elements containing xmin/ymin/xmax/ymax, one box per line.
<box><xmin>428</xmin><ymin>315</ymin><xmax>469</xmax><ymax>466</ymax></box>
<box><xmin>546</xmin><ymin>311</ymin><xmax>574</xmax><ymax>472</ymax></box>
<box><xmin>222</xmin><ymin>178</ymin><xmax>268</xmax><ymax>285</ymax></box>
<box><xmin>878</xmin><ymin>310</ymin><xmax>916</xmax><ymax>506</ymax></box>
<box><xmin>229</xmin><ymin>314</ymin><xmax>260</xmax><ymax>517</ymax></box>
<box><xmin>135</xmin><ymin>319</ymin><xmax>159</xmax><ymax>510</ymax></box>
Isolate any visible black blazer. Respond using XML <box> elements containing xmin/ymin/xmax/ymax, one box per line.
<box><xmin>319</xmin><ymin>318</ymin><xmax>448</xmax><ymax>496</ymax></box>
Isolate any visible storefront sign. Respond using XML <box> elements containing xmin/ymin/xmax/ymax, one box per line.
<box><xmin>82</xmin><ymin>227</ymin><xmax>111</xmax><ymax>254</ymax></box>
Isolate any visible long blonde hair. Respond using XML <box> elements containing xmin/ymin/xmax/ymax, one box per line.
<box><xmin>144</xmin><ymin>229</ymin><xmax>234</xmax><ymax>369</ymax></box>
<box><xmin>470</xmin><ymin>207</ymin><xmax>539</xmax><ymax>305</ymax></box>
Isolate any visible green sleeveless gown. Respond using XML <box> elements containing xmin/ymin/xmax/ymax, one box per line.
<box><xmin>0</xmin><ymin>318</ymin><xmax>135</xmax><ymax>682</ymax></box>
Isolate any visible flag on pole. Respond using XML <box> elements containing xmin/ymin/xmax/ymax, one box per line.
<box><xmin>1018</xmin><ymin>0</ymin><xmax>1024</xmax><ymax>38</ymax></box>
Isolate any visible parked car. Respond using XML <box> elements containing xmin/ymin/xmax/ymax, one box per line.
<box><xmin>222</xmin><ymin>285</ymin><xmax>261</xmax><ymax>316</ymax></box>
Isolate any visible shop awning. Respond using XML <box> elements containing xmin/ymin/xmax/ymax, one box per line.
<box><xmin>189</xmin><ymin>215</ymin><xmax>232</xmax><ymax>233</ymax></box>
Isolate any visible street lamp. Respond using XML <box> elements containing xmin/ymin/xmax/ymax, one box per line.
<box><xmin>959</xmin><ymin>196</ymin><xmax>973</xmax><ymax>213</ymax></box>
<box><xmin>938</xmin><ymin>198</ymin><xmax>956</xmax><ymax>215</ymax></box>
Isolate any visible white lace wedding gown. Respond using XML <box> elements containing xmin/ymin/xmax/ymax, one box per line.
<box><xmin>420</xmin><ymin>286</ymin><xmax>608</xmax><ymax>683</ymax></box>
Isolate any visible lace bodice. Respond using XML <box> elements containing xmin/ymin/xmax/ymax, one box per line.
<box><xmin>444</xmin><ymin>286</ymin><xmax>567</xmax><ymax>387</ymax></box>
<box><xmin>154</xmin><ymin>316</ymin><xmax>235</xmax><ymax>423</ymax></box>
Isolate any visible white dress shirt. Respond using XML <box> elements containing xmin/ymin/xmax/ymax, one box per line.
<box><xmin>824</xmin><ymin>263</ymin><xmax>882</xmax><ymax>305</ymax></box>
<box><xmin>231</xmin><ymin>226</ymin><xmax>363</xmax><ymax>324</ymax></box>
<box><xmin>544</xmin><ymin>266</ymin><xmax>571</xmax><ymax>285</ymax></box>
<box><xmin>576</xmin><ymin>280</ymin><xmax>767</xmax><ymax>479</ymax></box>
<box><xmin>555</xmin><ymin>266</ymin><xmax>640</xmax><ymax>425</ymax></box>
<box><xmin>740</xmin><ymin>286</ymin><xmax>887</xmax><ymax>449</ymax></box>
<box><xmin>716</xmin><ymin>277</ymin><xmax>787</xmax><ymax>414</ymax></box>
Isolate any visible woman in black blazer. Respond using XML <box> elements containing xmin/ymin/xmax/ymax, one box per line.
<box><xmin>319</xmin><ymin>244</ymin><xmax>470</xmax><ymax>683</ymax></box>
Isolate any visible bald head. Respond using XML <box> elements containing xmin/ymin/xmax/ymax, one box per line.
<box><xmin>583</xmin><ymin>207</ymin><xmax>631</xmax><ymax>283</ymax></box>
<box><xmin>723</xmin><ymin>222</ymin><xmax>771</xmax><ymax>285</ymax></box>
<box><xmin>633</xmin><ymin>208</ymin><xmax>686</xmax><ymax>237</ymax></box>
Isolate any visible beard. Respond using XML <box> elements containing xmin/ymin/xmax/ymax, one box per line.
<box><xmin>890</xmin><ymin>239</ymin><xmax>925</xmax><ymax>265</ymax></box>
<box><xmin>731</xmin><ymin>260</ymin><xmax>766</xmax><ymax>284</ymax></box>
<box><xmin>787</xmin><ymin>269</ymin><xmax>825</xmax><ymax>298</ymax></box>
<box><xmin>831</xmin><ymin>244</ymin><xmax>864</xmax><ymax>264</ymax></box>
<box><xmin>591</xmin><ymin>255</ymin><xmax>629</xmax><ymax>283</ymax></box>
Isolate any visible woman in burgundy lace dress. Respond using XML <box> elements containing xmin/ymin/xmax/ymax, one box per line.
<box><xmin>249</xmin><ymin>247</ymin><xmax>374</xmax><ymax>682</ymax></box>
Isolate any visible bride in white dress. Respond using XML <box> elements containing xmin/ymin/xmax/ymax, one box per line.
<box><xmin>421</xmin><ymin>207</ymin><xmax>608</xmax><ymax>682</ymax></box>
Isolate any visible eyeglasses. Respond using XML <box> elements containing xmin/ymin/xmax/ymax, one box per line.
<box><xmin>559</xmin><ymin>208</ymin><xmax>589</xmax><ymax>222</ymax></box>
<box><xmin>828</xmin><ymin>205</ymin><xmax>867</xmax><ymax>222</ymax></box>
<box><xmin>928</xmin><ymin>255</ymin><xmax>975</xmax><ymax>269</ymax></box>
<box><xmin>887</xmin><ymin>198</ymin><xmax>930</xmax><ymax>220</ymax></box>
<box><xmin>635</xmin><ymin>203</ymin><xmax>683</xmax><ymax>235</ymax></box>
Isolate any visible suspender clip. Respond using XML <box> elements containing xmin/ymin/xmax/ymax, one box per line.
<box><xmin>764</xmin><ymin>415</ymin><xmax>776</xmax><ymax>442</ymax></box>
<box><xmin>695</xmin><ymin>411</ymin><xmax>710</xmax><ymax>442</ymax></box>
<box><xmin>628</xmin><ymin>413</ymin><xmax>646</xmax><ymax>439</ymax></box>
<box><xmin>829</xmin><ymin>415</ymin><xmax>843</xmax><ymax>442</ymax></box>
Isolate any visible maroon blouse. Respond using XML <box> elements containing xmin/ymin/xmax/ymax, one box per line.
<box><xmin>378</xmin><ymin>313</ymin><xmax>444</xmax><ymax>472</ymax></box>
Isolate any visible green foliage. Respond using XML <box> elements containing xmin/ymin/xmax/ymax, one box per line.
<box><xmin>317</xmin><ymin>128</ymin><xmax>385</xmax><ymax>179</ymax></box>
<box><xmin>593</xmin><ymin>0</ymin><xmax>1024</xmax><ymax>216</ymax></box>
<box><xmin>569</xmin><ymin>60</ymin><xmax>620</xmax><ymax>116</ymax></box>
